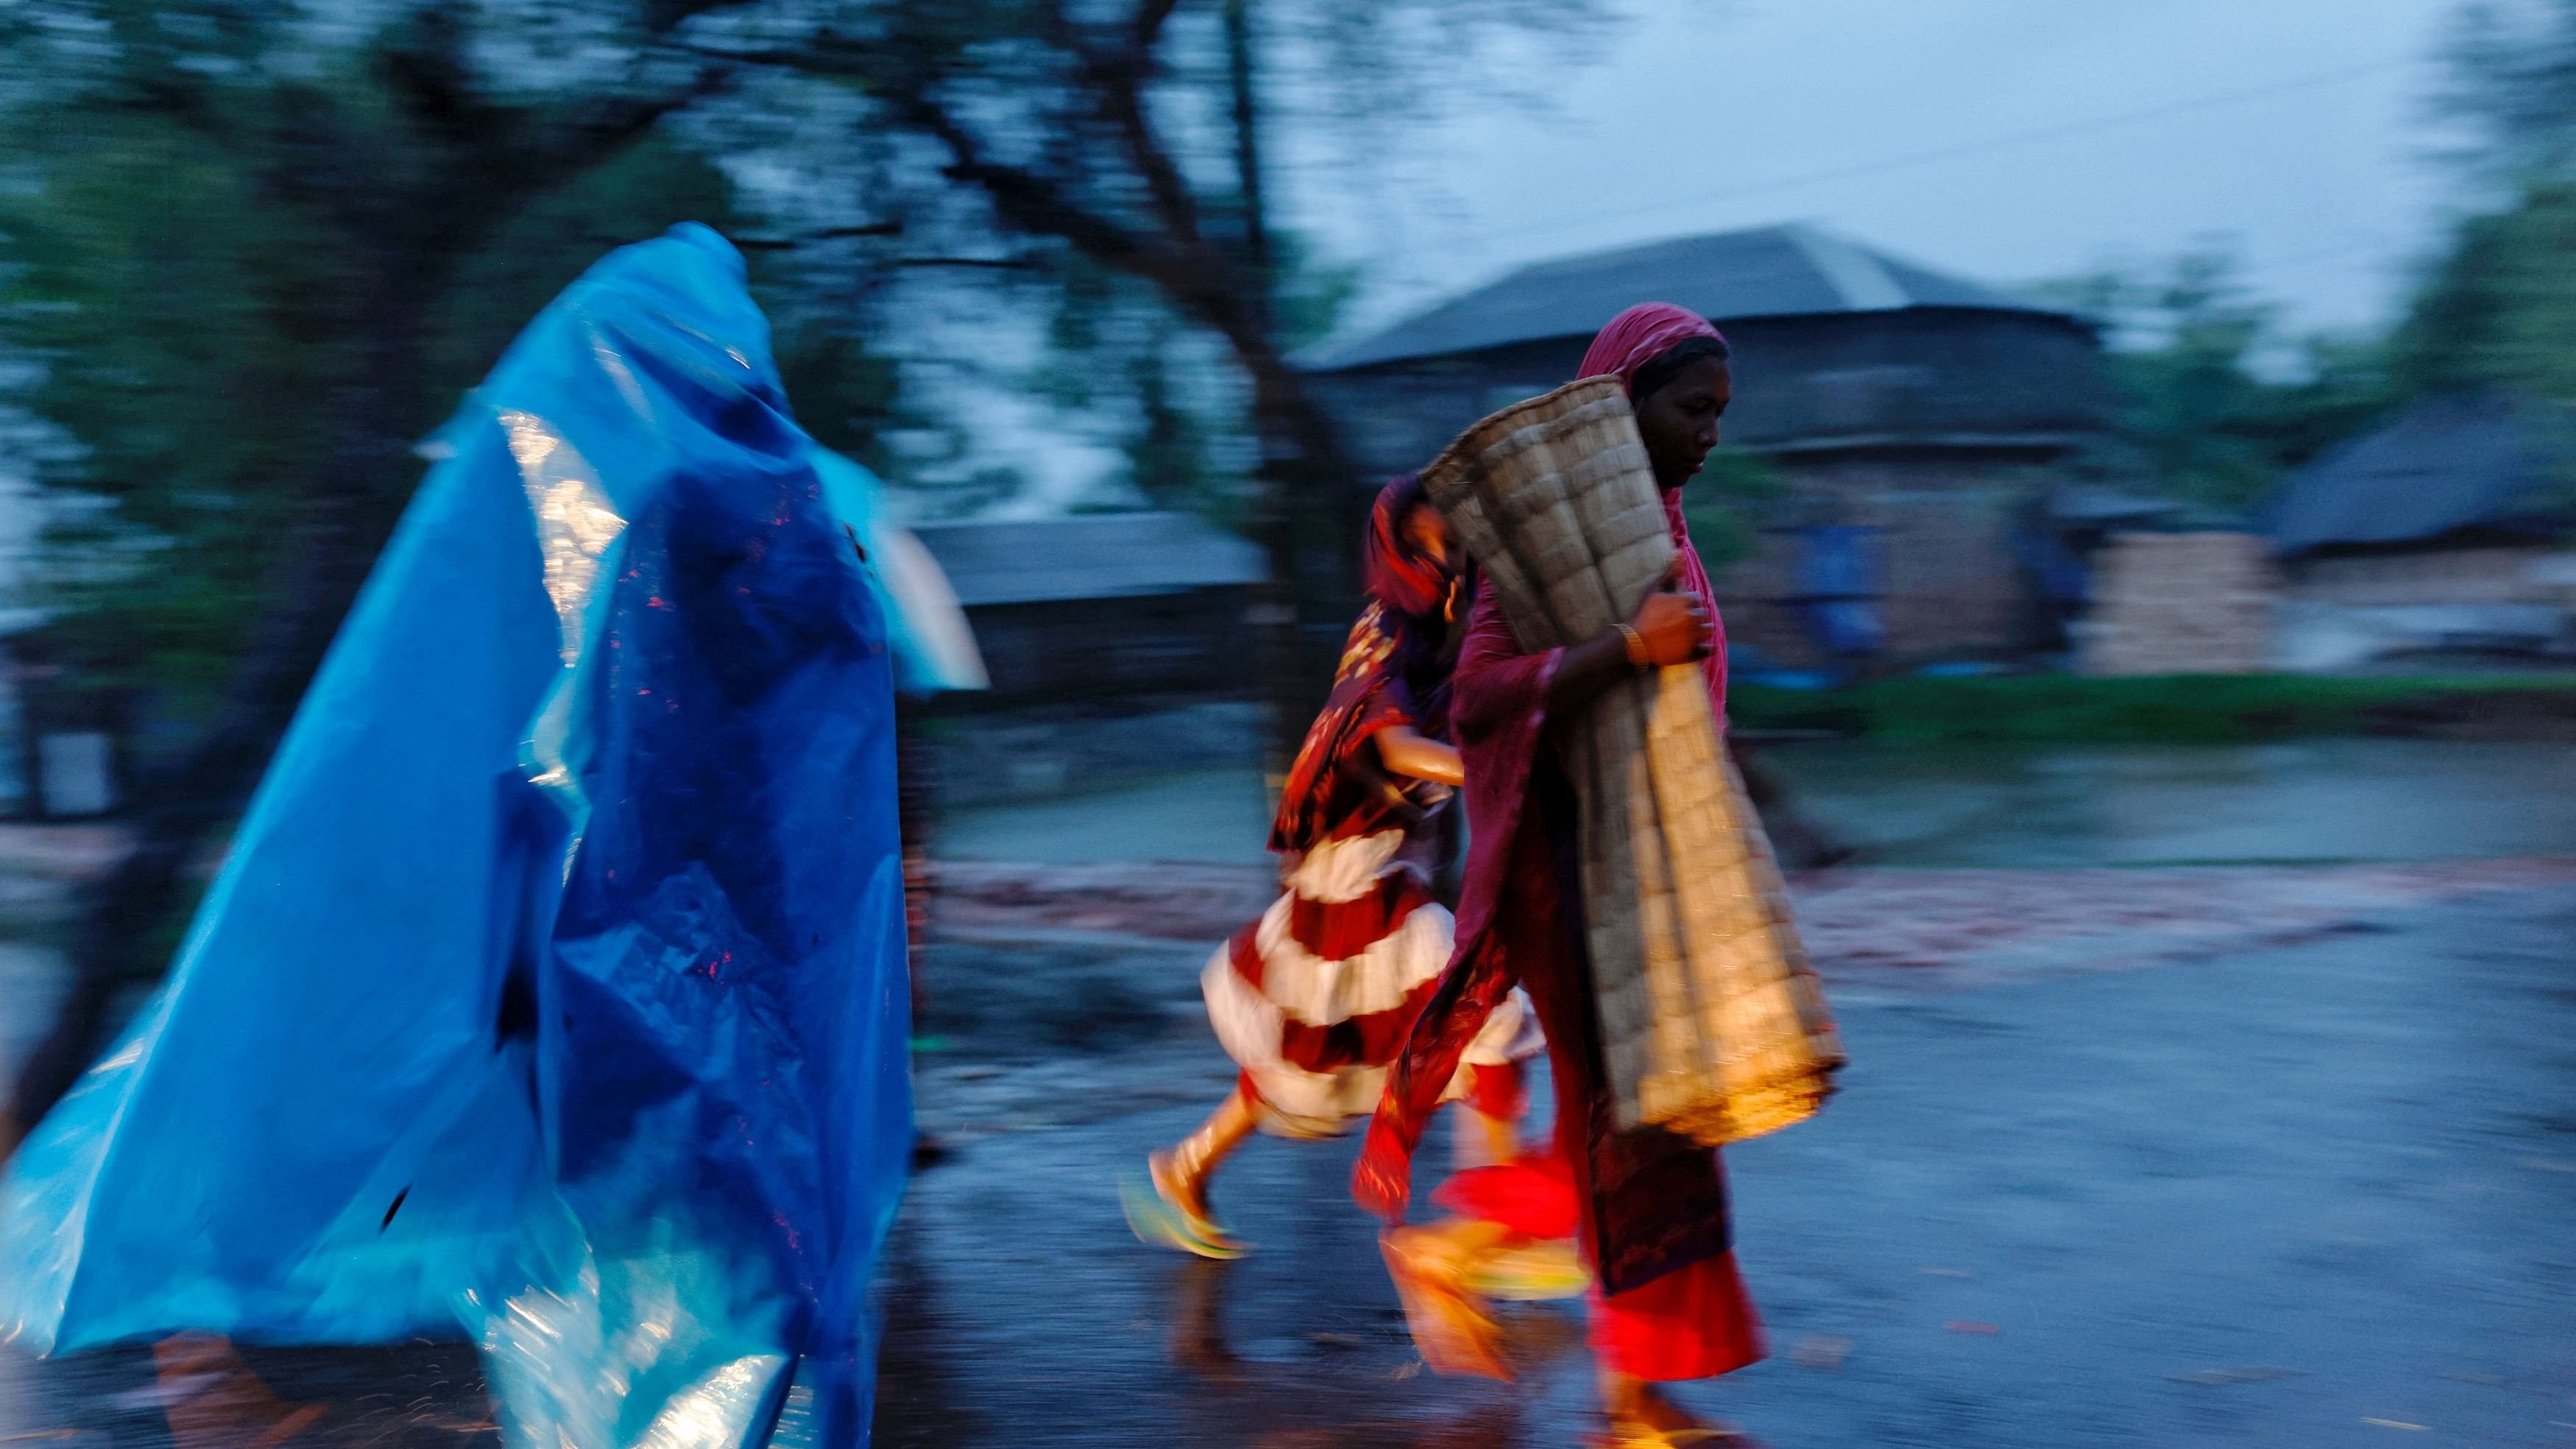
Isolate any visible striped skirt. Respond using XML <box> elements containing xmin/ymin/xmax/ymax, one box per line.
<box><xmin>1203</xmin><ymin>828</ymin><xmax>1540</xmax><ymax>1138</ymax></box>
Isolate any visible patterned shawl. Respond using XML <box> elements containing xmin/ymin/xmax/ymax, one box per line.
<box><xmin>1268</xmin><ymin>474</ymin><xmax>1473</xmax><ymax>856</ymax></box>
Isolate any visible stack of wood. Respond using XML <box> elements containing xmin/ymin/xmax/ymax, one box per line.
<box><xmin>2078</xmin><ymin>531</ymin><xmax>2277</xmax><ymax>676</ymax></box>
<box><xmin>1418</xmin><ymin>378</ymin><xmax>1842</xmax><ymax>1147</ymax></box>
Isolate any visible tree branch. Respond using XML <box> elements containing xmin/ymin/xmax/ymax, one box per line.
<box><xmin>732</xmin><ymin>220</ymin><xmax>908</xmax><ymax>250</ymax></box>
<box><xmin>1089</xmin><ymin>0</ymin><xmax>1205</xmax><ymax>251</ymax></box>
<box><xmin>1133</xmin><ymin>0</ymin><xmax>1186</xmax><ymax>54</ymax></box>
<box><xmin>884</xmin><ymin>255</ymin><xmax>1044</xmax><ymax>271</ymax></box>
<box><xmin>516</xmin><ymin>60</ymin><xmax>740</xmax><ymax>192</ymax></box>
<box><xmin>643</xmin><ymin>0</ymin><xmax>769</xmax><ymax>38</ymax></box>
<box><xmin>673</xmin><ymin>8</ymin><xmax>1338</xmax><ymax>478</ymax></box>
<box><xmin>1225</xmin><ymin>0</ymin><xmax>1269</xmax><ymax>273</ymax></box>
<box><xmin>670</xmin><ymin>32</ymin><xmax>877</xmax><ymax>79</ymax></box>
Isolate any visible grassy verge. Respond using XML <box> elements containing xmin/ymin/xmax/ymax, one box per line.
<box><xmin>1728</xmin><ymin>672</ymin><xmax>2576</xmax><ymax>744</ymax></box>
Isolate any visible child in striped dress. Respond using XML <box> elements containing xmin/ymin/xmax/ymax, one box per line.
<box><xmin>1125</xmin><ymin>475</ymin><xmax>1541</xmax><ymax>1258</ymax></box>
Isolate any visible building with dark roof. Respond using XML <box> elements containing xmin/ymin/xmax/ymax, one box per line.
<box><xmin>1301</xmin><ymin>222</ymin><xmax>2115</xmax><ymax>665</ymax></box>
<box><xmin>2265</xmin><ymin>393</ymin><xmax>2572</xmax><ymax>557</ymax></box>
<box><xmin>915</xmin><ymin>512</ymin><xmax>1267</xmax><ymax>609</ymax></box>
<box><xmin>902</xmin><ymin>510</ymin><xmax>1275</xmax><ymax>805</ymax></box>
<box><xmin>913</xmin><ymin>511</ymin><xmax>1267</xmax><ymax>702</ymax></box>
<box><xmin>2262</xmin><ymin>394</ymin><xmax>2576</xmax><ymax>667</ymax></box>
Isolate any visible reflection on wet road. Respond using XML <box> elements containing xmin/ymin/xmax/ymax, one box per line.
<box><xmin>8</xmin><ymin>885</ymin><xmax>2574</xmax><ymax>1445</ymax></box>
<box><xmin>4</xmin><ymin>735</ymin><xmax>2573</xmax><ymax>1445</ymax></box>
<box><xmin>874</xmin><ymin>884</ymin><xmax>2576</xmax><ymax>1447</ymax></box>
<box><xmin>2</xmin><ymin>1336</ymin><xmax>491</xmax><ymax>1446</ymax></box>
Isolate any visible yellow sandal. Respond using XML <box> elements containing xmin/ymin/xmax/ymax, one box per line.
<box><xmin>1119</xmin><ymin>1150</ymin><xmax>1245</xmax><ymax>1260</ymax></box>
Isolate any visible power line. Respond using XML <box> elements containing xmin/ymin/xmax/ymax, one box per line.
<box><xmin>1480</xmin><ymin>55</ymin><xmax>2420</xmax><ymax>246</ymax></box>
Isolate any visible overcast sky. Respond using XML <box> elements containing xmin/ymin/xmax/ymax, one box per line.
<box><xmin>1281</xmin><ymin>0</ymin><xmax>2472</xmax><ymax>346</ymax></box>
<box><xmin>5</xmin><ymin>1</ymin><xmax>2484</xmax><ymax>528</ymax></box>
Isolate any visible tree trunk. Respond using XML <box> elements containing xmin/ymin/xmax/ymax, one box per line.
<box><xmin>1220</xmin><ymin>0</ymin><xmax>1314</xmax><ymax>792</ymax></box>
<box><xmin>1241</xmin><ymin>369</ymin><xmax>1361</xmax><ymax>724</ymax></box>
<box><xmin>1224</xmin><ymin>0</ymin><xmax>1269</xmax><ymax>280</ymax></box>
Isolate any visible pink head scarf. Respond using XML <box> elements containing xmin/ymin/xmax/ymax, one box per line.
<box><xmin>1577</xmin><ymin>302</ymin><xmax>1730</xmax><ymax>718</ymax></box>
<box><xmin>1579</xmin><ymin>301</ymin><xmax>1727</xmax><ymax>389</ymax></box>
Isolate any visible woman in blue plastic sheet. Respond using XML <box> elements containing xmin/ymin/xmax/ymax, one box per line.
<box><xmin>0</xmin><ymin>224</ymin><xmax>916</xmax><ymax>1449</ymax></box>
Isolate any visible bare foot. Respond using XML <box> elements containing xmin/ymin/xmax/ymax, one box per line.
<box><xmin>1149</xmin><ymin>1147</ymin><xmax>1214</xmax><ymax>1225</ymax></box>
<box><xmin>1381</xmin><ymin>1224</ymin><xmax>1512</xmax><ymax>1381</ymax></box>
<box><xmin>1604</xmin><ymin>1380</ymin><xmax>1741</xmax><ymax>1445</ymax></box>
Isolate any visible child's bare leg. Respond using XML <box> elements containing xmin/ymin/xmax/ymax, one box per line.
<box><xmin>1153</xmin><ymin>1085</ymin><xmax>1262</xmax><ymax>1224</ymax></box>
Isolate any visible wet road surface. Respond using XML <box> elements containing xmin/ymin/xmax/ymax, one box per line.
<box><xmin>934</xmin><ymin>740</ymin><xmax>2576</xmax><ymax>869</ymax></box>
<box><xmin>1777</xmin><ymin>739</ymin><xmax>2576</xmax><ymax>866</ymax></box>
<box><xmin>10</xmin><ymin>868</ymin><xmax>2569</xmax><ymax>1445</ymax></box>
<box><xmin>880</xmin><ymin>882</ymin><xmax>2576</xmax><ymax>1448</ymax></box>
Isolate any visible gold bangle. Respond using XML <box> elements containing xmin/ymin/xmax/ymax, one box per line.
<box><xmin>1616</xmin><ymin>623</ymin><xmax>1648</xmax><ymax>666</ymax></box>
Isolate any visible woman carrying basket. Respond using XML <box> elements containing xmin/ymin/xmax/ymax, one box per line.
<box><xmin>1354</xmin><ymin>304</ymin><xmax>1768</xmax><ymax>1447</ymax></box>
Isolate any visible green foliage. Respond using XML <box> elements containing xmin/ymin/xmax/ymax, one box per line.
<box><xmin>2377</xmin><ymin>1</ymin><xmax>2576</xmax><ymax>517</ymax></box>
<box><xmin>0</xmin><ymin>4</ymin><xmax>903</xmax><ymax>730</ymax></box>
<box><xmin>1018</xmin><ymin>255</ymin><xmax>1227</xmax><ymax>511</ymax></box>
<box><xmin>5</xmin><ymin>120</ymin><xmax>743</xmax><ymax>713</ymax></box>
<box><xmin>1021</xmin><ymin>230</ymin><xmax>1366</xmax><ymax>520</ymax></box>
<box><xmin>439</xmin><ymin>139</ymin><xmax>747</xmax><ymax>403</ymax></box>
<box><xmin>1730</xmin><ymin>673</ymin><xmax>2576</xmax><ymax>744</ymax></box>
<box><xmin>1105</xmin><ymin>226</ymin><xmax>1367</xmax><ymax>518</ymax></box>
<box><xmin>1122</xmin><ymin>330</ymin><xmax>1222</xmax><ymax>512</ymax></box>
<box><xmin>2035</xmin><ymin>3</ymin><xmax>2576</xmax><ymax>521</ymax></box>
<box><xmin>2437</xmin><ymin>0</ymin><xmax>2576</xmax><ymax>183</ymax></box>
<box><xmin>1269</xmin><ymin>229</ymin><xmax>1363</xmax><ymax>354</ymax></box>
<box><xmin>712</xmin><ymin>0</ymin><xmax>1626</xmax><ymax>536</ymax></box>
<box><xmin>2</xmin><ymin>104</ymin><xmax>355</xmax><ymax>707</ymax></box>
<box><xmin>2396</xmin><ymin>180</ymin><xmax>2576</xmax><ymax>405</ymax></box>
<box><xmin>2040</xmin><ymin>251</ymin><xmax>2398</xmax><ymax>513</ymax></box>
<box><xmin>774</xmin><ymin>322</ymin><xmax>910</xmax><ymax>475</ymax></box>
<box><xmin>1681</xmin><ymin>446</ymin><xmax>1785</xmax><ymax>568</ymax></box>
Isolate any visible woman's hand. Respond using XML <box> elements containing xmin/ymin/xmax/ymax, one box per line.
<box><xmin>1542</xmin><ymin>559</ymin><xmax>1719</xmax><ymax>717</ymax></box>
<box><xmin>1373</xmin><ymin>726</ymin><xmax>1465</xmax><ymax>787</ymax></box>
<box><xmin>1625</xmin><ymin>559</ymin><xmax>1715</xmax><ymax>666</ymax></box>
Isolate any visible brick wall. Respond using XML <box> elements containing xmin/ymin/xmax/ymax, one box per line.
<box><xmin>2076</xmin><ymin>532</ymin><xmax>2277</xmax><ymax>676</ymax></box>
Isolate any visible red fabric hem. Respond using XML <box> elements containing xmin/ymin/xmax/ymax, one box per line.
<box><xmin>1433</xmin><ymin>1157</ymin><xmax>1763</xmax><ymax>1382</ymax></box>
<box><xmin>1589</xmin><ymin>1250</ymin><xmax>1766</xmax><ymax>1382</ymax></box>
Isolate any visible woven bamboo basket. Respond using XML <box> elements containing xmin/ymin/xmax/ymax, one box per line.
<box><xmin>1418</xmin><ymin>377</ymin><xmax>1843</xmax><ymax>1145</ymax></box>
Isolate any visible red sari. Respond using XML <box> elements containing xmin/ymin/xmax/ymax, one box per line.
<box><xmin>1356</xmin><ymin>305</ymin><xmax>1764</xmax><ymax>1379</ymax></box>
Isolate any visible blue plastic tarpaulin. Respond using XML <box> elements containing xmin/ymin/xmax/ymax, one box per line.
<box><xmin>0</xmin><ymin>223</ymin><xmax>913</xmax><ymax>1448</ymax></box>
<box><xmin>810</xmin><ymin>449</ymin><xmax>986</xmax><ymax>698</ymax></box>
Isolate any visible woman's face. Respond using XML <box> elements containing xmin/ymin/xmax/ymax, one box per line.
<box><xmin>1400</xmin><ymin>500</ymin><xmax>1451</xmax><ymax>570</ymax></box>
<box><xmin>1635</xmin><ymin>356</ymin><xmax>1733</xmax><ymax>489</ymax></box>
<box><xmin>1399</xmin><ymin>501</ymin><xmax>1467</xmax><ymax>622</ymax></box>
